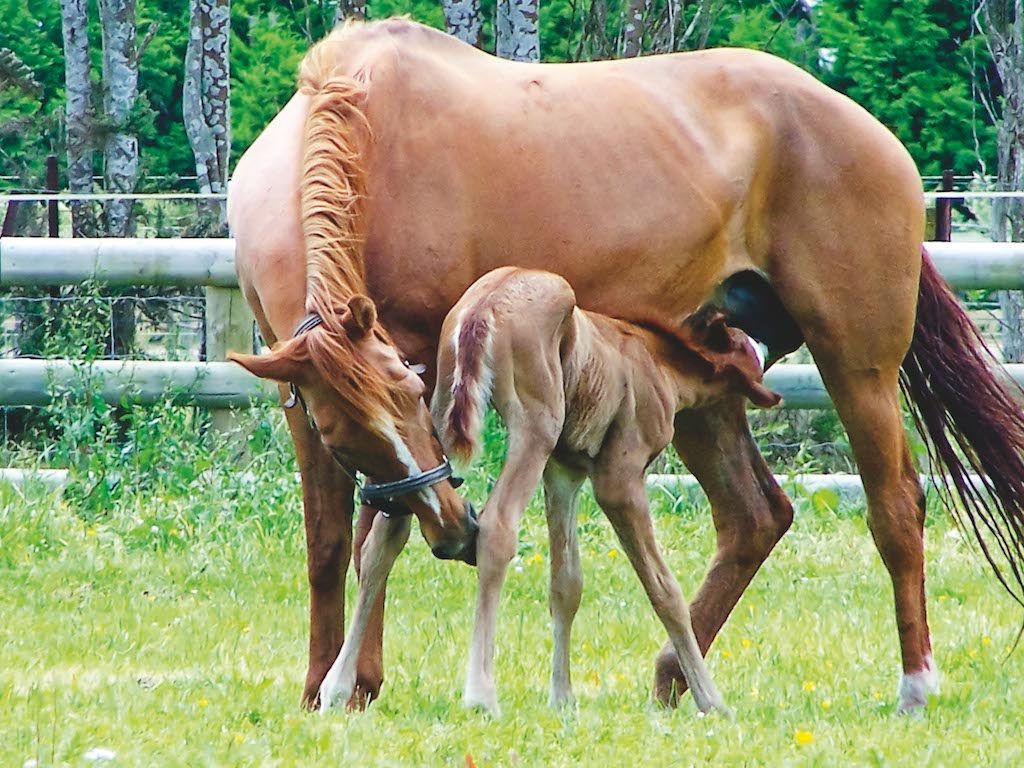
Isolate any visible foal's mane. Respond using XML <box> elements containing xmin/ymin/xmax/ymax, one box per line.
<box><xmin>294</xmin><ymin>23</ymin><xmax>406</xmax><ymax>422</ymax></box>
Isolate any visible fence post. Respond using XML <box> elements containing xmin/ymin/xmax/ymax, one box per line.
<box><xmin>935</xmin><ymin>169</ymin><xmax>954</xmax><ymax>242</ymax></box>
<box><xmin>204</xmin><ymin>286</ymin><xmax>254</xmax><ymax>437</ymax></box>
<box><xmin>46</xmin><ymin>155</ymin><xmax>59</xmax><ymax>237</ymax></box>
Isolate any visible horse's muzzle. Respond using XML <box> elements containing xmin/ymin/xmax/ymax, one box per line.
<box><xmin>431</xmin><ymin>502</ymin><xmax>478</xmax><ymax>566</ymax></box>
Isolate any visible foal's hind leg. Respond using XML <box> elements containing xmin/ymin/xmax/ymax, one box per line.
<box><xmin>543</xmin><ymin>462</ymin><xmax>586</xmax><ymax>708</ymax></box>
<box><xmin>654</xmin><ymin>400</ymin><xmax>794</xmax><ymax>706</ymax></box>
<box><xmin>465</xmin><ymin>432</ymin><xmax>555</xmax><ymax>715</ymax></box>
<box><xmin>592</xmin><ymin>469</ymin><xmax>727</xmax><ymax>714</ymax></box>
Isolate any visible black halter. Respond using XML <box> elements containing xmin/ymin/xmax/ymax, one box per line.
<box><xmin>283</xmin><ymin>312</ymin><xmax>464</xmax><ymax>518</ymax></box>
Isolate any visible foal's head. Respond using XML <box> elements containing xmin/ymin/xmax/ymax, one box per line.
<box><xmin>674</xmin><ymin>307</ymin><xmax>782</xmax><ymax>409</ymax></box>
<box><xmin>231</xmin><ymin>295</ymin><xmax>478</xmax><ymax>564</ymax></box>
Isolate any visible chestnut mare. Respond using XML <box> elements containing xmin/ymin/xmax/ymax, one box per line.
<box><xmin>433</xmin><ymin>267</ymin><xmax>782</xmax><ymax>715</ymax></box>
<box><xmin>228</xmin><ymin>19</ymin><xmax>1024</xmax><ymax>714</ymax></box>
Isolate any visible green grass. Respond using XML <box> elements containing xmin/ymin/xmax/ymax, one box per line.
<box><xmin>2</xmin><ymin>474</ymin><xmax>1021</xmax><ymax>767</ymax></box>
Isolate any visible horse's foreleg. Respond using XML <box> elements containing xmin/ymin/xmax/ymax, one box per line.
<box><xmin>816</xmin><ymin>363</ymin><xmax>936</xmax><ymax>713</ymax></box>
<box><xmin>319</xmin><ymin>513</ymin><xmax>411</xmax><ymax>712</ymax></box>
<box><xmin>655</xmin><ymin>400</ymin><xmax>794</xmax><ymax>706</ymax></box>
<box><xmin>465</xmin><ymin>440</ymin><xmax>553</xmax><ymax>716</ymax></box>
<box><xmin>592</xmin><ymin>471</ymin><xmax>727</xmax><ymax>714</ymax></box>
<box><xmin>543</xmin><ymin>462</ymin><xmax>586</xmax><ymax>708</ymax></box>
<box><xmin>284</xmin><ymin>392</ymin><xmax>358</xmax><ymax>710</ymax></box>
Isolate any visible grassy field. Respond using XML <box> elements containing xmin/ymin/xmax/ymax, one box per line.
<box><xmin>2</xmin><ymin>458</ymin><xmax>1022</xmax><ymax>767</ymax></box>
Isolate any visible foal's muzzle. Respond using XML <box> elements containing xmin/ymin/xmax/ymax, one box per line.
<box><xmin>431</xmin><ymin>502</ymin><xmax>479</xmax><ymax>566</ymax></box>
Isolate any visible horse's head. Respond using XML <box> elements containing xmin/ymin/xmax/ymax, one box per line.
<box><xmin>231</xmin><ymin>295</ymin><xmax>478</xmax><ymax>564</ymax></box>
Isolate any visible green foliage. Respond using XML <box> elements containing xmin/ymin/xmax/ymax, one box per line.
<box><xmin>0</xmin><ymin>0</ymin><xmax>1002</xmax><ymax>184</ymax></box>
<box><xmin>816</xmin><ymin>0</ymin><xmax>994</xmax><ymax>175</ymax></box>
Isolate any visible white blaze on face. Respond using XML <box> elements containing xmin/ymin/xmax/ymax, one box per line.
<box><xmin>373</xmin><ymin>416</ymin><xmax>442</xmax><ymax>520</ymax></box>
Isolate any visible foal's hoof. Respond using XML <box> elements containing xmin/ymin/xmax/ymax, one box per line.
<box><xmin>463</xmin><ymin>692</ymin><xmax>501</xmax><ymax>718</ymax></box>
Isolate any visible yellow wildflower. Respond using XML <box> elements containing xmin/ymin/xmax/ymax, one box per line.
<box><xmin>608</xmin><ymin>548</ymin><xmax>619</xmax><ymax>559</ymax></box>
<box><xmin>530</xmin><ymin>553</ymin><xmax>543</xmax><ymax>564</ymax></box>
<box><xmin>741</xmin><ymin>638</ymin><xmax>752</xmax><ymax>649</ymax></box>
<box><xmin>234</xmin><ymin>734</ymin><xmax>245</xmax><ymax>744</ymax></box>
<box><xmin>198</xmin><ymin>698</ymin><xmax>209</xmax><ymax>708</ymax></box>
<box><xmin>982</xmin><ymin>636</ymin><xmax>992</xmax><ymax>646</ymax></box>
<box><xmin>821</xmin><ymin>699</ymin><xmax>832</xmax><ymax>710</ymax></box>
<box><xmin>721</xmin><ymin>649</ymin><xmax>732</xmax><ymax>659</ymax></box>
<box><xmin>794</xmin><ymin>730</ymin><xmax>814</xmax><ymax>746</ymax></box>
<box><xmin>803</xmin><ymin>681</ymin><xmax>816</xmax><ymax>692</ymax></box>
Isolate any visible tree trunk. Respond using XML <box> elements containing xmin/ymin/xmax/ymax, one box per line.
<box><xmin>620</xmin><ymin>0</ymin><xmax>648</xmax><ymax>57</ymax></box>
<box><xmin>333</xmin><ymin>0</ymin><xmax>366</xmax><ymax>26</ymax></box>
<box><xmin>497</xmin><ymin>0</ymin><xmax>540</xmax><ymax>62</ymax></box>
<box><xmin>443</xmin><ymin>0</ymin><xmax>482</xmax><ymax>46</ymax></box>
<box><xmin>184</xmin><ymin>0</ymin><xmax>230</xmax><ymax>235</ymax></box>
<box><xmin>59</xmin><ymin>0</ymin><xmax>97</xmax><ymax>238</ymax></box>
<box><xmin>97</xmin><ymin>0</ymin><xmax>140</xmax><ymax>356</ymax></box>
<box><xmin>980</xmin><ymin>1</ymin><xmax>1024</xmax><ymax>361</ymax></box>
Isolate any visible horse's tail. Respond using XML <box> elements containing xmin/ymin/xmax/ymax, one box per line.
<box><xmin>900</xmin><ymin>247</ymin><xmax>1024</xmax><ymax>606</ymax></box>
<box><xmin>438</xmin><ymin>308</ymin><xmax>495</xmax><ymax>465</ymax></box>
<box><xmin>297</xmin><ymin>31</ymin><xmax>372</xmax><ymax>317</ymax></box>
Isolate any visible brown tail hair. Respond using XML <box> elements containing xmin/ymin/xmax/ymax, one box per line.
<box><xmin>900</xmin><ymin>248</ymin><xmax>1024</xmax><ymax>606</ymax></box>
<box><xmin>441</xmin><ymin>310</ymin><xmax>495</xmax><ymax>464</ymax></box>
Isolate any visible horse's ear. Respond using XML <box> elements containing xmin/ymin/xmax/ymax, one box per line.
<box><xmin>342</xmin><ymin>294</ymin><xmax>376</xmax><ymax>339</ymax></box>
<box><xmin>228</xmin><ymin>337</ymin><xmax>311</xmax><ymax>385</ymax></box>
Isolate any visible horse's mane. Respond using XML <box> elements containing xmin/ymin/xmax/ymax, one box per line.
<box><xmin>293</xmin><ymin>22</ymin><xmax>406</xmax><ymax>424</ymax></box>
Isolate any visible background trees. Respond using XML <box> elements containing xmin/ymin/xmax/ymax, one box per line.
<box><xmin>0</xmin><ymin>1</ymin><xmax>1008</xmax><ymax>194</ymax></box>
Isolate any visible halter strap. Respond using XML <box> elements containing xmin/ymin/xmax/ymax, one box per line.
<box><xmin>281</xmin><ymin>311</ymin><xmax>464</xmax><ymax>516</ymax></box>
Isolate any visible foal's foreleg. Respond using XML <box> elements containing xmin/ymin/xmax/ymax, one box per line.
<box><xmin>543</xmin><ymin>462</ymin><xmax>586</xmax><ymax>708</ymax></box>
<box><xmin>654</xmin><ymin>401</ymin><xmax>794</xmax><ymax>706</ymax></box>
<box><xmin>319</xmin><ymin>512</ymin><xmax>411</xmax><ymax>713</ymax></box>
<box><xmin>465</xmin><ymin>440</ymin><xmax>553</xmax><ymax>715</ymax></box>
<box><xmin>593</xmin><ymin>474</ymin><xmax>727</xmax><ymax>715</ymax></box>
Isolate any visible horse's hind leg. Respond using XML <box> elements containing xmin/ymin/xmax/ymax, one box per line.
<box><xmin>654</xmin><ymin>399</ymin><xmax>794</xmax><ymax>706</ymax></box>
<box><xmin>812</xmin><ymin>356</ymin><xmax>937</xmax><ymax>712</ymax></box>
<box><xmin>769</xmin><ymin>218</ymin><xmax>936</xmax><ymax>710</ymax></box>
<box><xmin>543</xmin><ymin>462</ymin><xmax>586</xmax><ymax>708</ymax></box>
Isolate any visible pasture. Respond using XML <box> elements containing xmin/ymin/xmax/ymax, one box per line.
<box><xmin>1</xmin><ymin>411</ymin><xmax>1019</xmax><ymax>767</ymax></box>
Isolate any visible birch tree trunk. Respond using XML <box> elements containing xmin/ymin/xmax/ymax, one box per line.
<box><xmin>620</xmin><ymin>0</ymin><xmax>649</xmax><ymax>57</ymax></box>
<box><xmin>97</xmin><ymin>0</ymin><xmax>139</xmax><ymax>240</ymax></box>
<box><xmin>334</xmin><ymin>0</ymin><xmax>366</xmax><ymax>26</ymax></box>
<box><xmin>980</xmin><ymin>1</ymin><xmax>1024</xmax><ymax>361</ymax></box>
<box><xmin>497</xmin><ymin>0</ymin><xmax>540</xmax><ymax>62</ymax></box>
<box><xmin>97</xmin><ymin>0</ymin><xmax>140</xmax><ymax>357</ymax></box>
<box><xmin>184</xmin><ymin>0</ymin><xmax>230</xmax><ymax>234</ymax></box>
<box><xmin>443</xmin><ymin>0</ymin><xmax>482</xmax><ymax>46</ymax></box>
<box><xmin>59</xmin><ymin>0</ymin><xmax>97</xmax><ymax>238</ymax></box>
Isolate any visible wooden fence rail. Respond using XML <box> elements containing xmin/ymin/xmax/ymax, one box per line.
<box><xmin>2</xmin><ymin>237</ymin><xmax>1023</xmax><ymax>411</ymax></box>
<box><xmin>3</xmin><ymin>237</ymin><xmax>1024</xmax><ymax>289</ymax></box>
<box><xmin>2</xmin><ymin>360</ymin><xmax>1021</xmax><ymax>411</ymax></box>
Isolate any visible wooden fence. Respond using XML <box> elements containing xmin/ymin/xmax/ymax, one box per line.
<box><xmin>2</xmin><ymin>236</ymin><xmax>1024</xmax><ymax>410</ymax></box>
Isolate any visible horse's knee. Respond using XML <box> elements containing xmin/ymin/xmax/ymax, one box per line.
<box><xmin>479</xmin><ymin>516</ymin><xmax>519</xmax><ymax>567</ymax></box>
<box><xmin>307</xmin><ymin>535</ymin><xmax>352</xmax><ymax>592</ymax></box>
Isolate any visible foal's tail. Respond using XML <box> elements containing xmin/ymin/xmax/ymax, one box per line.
<box><xmin>436</xmin><ymin>309</ymin><xmax>495</xmax><ymax>465</ymax></box>
<box><xmin>900</xmin><ymin>247</ymin><xmax>1024</xmax><ymax>606</ymax></box>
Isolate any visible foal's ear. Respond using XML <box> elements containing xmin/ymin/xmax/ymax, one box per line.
<box><xmin>228</xmin><ymin>336</ymin><xmax>312</xmax><ymax>385</ymax></box>
<box><xmin>688</xmin><ymin>309</ymin><xmax>732</xmax><ymax>352</ymax></box>
<box><xmin>342</xmin><ymin>294</ymin><xmax>377</xmax><ymax>339</ymax></box>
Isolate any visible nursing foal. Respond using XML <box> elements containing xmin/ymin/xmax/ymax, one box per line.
<box><xmin>433</xmin><ymin>267</ymin><xmax>781</xmax><ymax>715</ymax></box>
